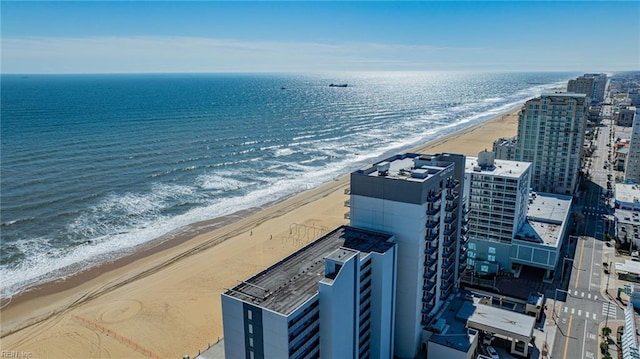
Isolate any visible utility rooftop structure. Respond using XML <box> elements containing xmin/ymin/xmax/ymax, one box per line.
<box><xmin>222</xmin><ymin>225</ymin><xmax>397</xmax><ymax>359</ymax></box>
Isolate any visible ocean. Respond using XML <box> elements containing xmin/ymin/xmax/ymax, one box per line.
<box><xmin>0</xmin><ymin>71</ymin><xmax>576</xmax><ymax>298</ymax></box>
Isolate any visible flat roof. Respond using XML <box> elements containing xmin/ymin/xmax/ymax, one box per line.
<box><xmin>223</xmin><ymin>225</ymin><xmax>394</xmax><ymax>316</ymax></box>
<box><xmin>616</xmin><ymin>183</ymin><xmax>640</xmax><ymax>204</ymax></box>
<box><xmin>429</xmin><ymin>294</ymin><xmax>479</xmax><ymax>352</ymax></box>
<box><xmin>541</xmin><ymin>92</ymin><xmax>587</xmax><ymax>98</ymax></box>
<box><xmin>466</xmin><ymin>301</ymin><xmax>535</xmax><ymax>341</ymax></box>
<box><xmin>515</xmin><ymin>192</ymin><xmax>571</xmax><ymax>247</ymax></box>
<box><xmin>616</xmin><ymin>260</ymin><xmax>640</xmax><ymax>276</ymax></box>
<box><xmin>465</xmin><ymin>156</ymin><xmax>530</xmax><ymax>179</ymax></box>
<box><xmin>354</xmin><ymin>153</ymin><xmax>454</xmax><ymax>183</ymax></box>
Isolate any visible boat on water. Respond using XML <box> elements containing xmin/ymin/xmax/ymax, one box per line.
<box><xmin>329</xmin><ymin>83</ymin><xmax>348</xmax><ymax>87</ymax></box>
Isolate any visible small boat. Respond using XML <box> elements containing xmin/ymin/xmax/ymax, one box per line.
<box><xmin>281</xmin><ymin>87</ymin><xmax>287</xmax><ymax>90</ymax></box>
<box><xmin>329</xmin><ymin>83</ymin><xmax>348</xmax><ymax>87</ymax></box>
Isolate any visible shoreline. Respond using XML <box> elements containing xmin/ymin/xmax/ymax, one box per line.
<box><xmin>0</xmin><ymin>105</ymin><xmax>522</xmax><ymax>357</ymax></box>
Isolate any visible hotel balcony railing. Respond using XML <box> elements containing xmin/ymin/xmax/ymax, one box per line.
<box><xmin>427</xmin><ymin>192</ymin><xmax>442</xmax><ymax>203</ymax></box>
<box><xmin>446</xmin><ymin>179</ymin><xmax>460</xmax><ymax>189</ymax></box>
<box><xmin>442</xmin><ymin>258</ymin><xmax>455</xmax><ymax>272</ymax></box>
<box><xmin>422</xmin><ymin>291</ymin><xmax>436</xmax><ymax>304</ymax></box>
<box><xmin>443</xmin><ymin>226</ymin><xmax>456</xmax><ymax>237</ymax></box>
<box><xmin>459</xmin><ymin>251</ymin><xmax>468</xmax><ymax>264</ymax></box>
<box><xmin>446</xmin><ymin>192</ymin><xmax>459</xmax><ymax>201</ymax></box>
<box><xmin>344</xmin><ymin>188</ymin><xmax>351</xmax><ymax>195</ymax></box>
<box><xmin>424</xmin><ymin>255</ymin><xmax>438</xmax><ymax>268</ymax></box>
<box><xmin>426</xmin><ymin>206</ymin><xmax>440</xmax><ymax>216</ymax></box>
<box><xmin>426</xmin><ymin>230</ymin><xmax>439</xmax><ymax>242</ymax></box>
<box><xmin>441</xmin><ymin>270</ymin><xmax>454</xmax><ymax>283</ymax></box>
<box><xmin>423</xmin><ymin>267</ymin><xmax>437</xmax><ymax>279</ymax></box>
<box><xmin>458</xmin><ymin>262</ymin><xmax>467</xmax><ymax>274</ymax></box>
<box><xmin>460</xmin><ymin>225</ymin><xmax>468</xmax><ymax>236</ymax></box>
<box><xmin>423</xmin><ymin>279</ymin><xmax>437</xmax><ymax>292</ymax></box>
<box><xmin>424</xmin><ymin>245</ymin><xmax>437</xmax><ymax>256</ymax></box>
<box><xmin>425</xmin><ymin>219</ymin><xmax>439</xmax><ymax>229</ymax></box>
<box><xmin>444</xmin><ymin>214</ymin><xmax>457</xmax><ymax>225</ymax></box>
<box><xmin>443</xmin><ymin>235</ymin><xmax>456</xmax><ymax>248</ymax></box>
<box><xmin>344</xmin><ymin>211</ymin><xmax>351</xmax><ymax>219</ymax></box>
<box><xmin>445</xmin><ymin>203</ymin><xmax>458</xmax><ymax>213</ymax></box>
<box><xmin>344</xmin><ymin>200</ymin><xmax>350</xmax><ymax>207</ymax></box>
<box><xmin>440</xmin><ymin>283</ymin><xmax>453</xmax><ymax>300</ymax></box>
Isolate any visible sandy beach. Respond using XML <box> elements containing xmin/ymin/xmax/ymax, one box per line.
<box><xmin>0</xmin><ymin>108</ymin><xmax>521</xmax><ymax>358</ymax></box>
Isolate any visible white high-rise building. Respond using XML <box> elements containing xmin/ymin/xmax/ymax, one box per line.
<box><xmin>515</xmin><ymin>92</ymin><xmax>588</xmax><ymax>195</ymax></box>
<box><xmin>349</xmin><ymin>153</ymin><xmax>467</xmax><ymax>359</ymax></box>
<box><xmin>625</xmin><ymin>112</ymin><xmax>640</xmax><ymax>182</ymax></box>
<box><xmin>463</xmin><ymin>151</ymin><xmax>532</xmax><ymax>275</ymax></box>
<box><xmin>221</xmin><ymin>226</ymin><xmax>397</xmax><ymax>359</ymax></box>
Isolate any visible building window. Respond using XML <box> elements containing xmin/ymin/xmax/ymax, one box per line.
<box><xmin>247</xmin><ymin>310</ymin><xmax>252</xmax><ymax>320</ymax></box>
<box><xmin>249</xmin><ymin>337</ymin><xmax>254</xmax><ymax>347</ymax></box>
<box><xmin>250</xmin><ymin>351</ymin><xmax>254</xmax><ymax>359</ymax></box>
<box><xmin>467</xmin><ymin>258</ymin><xmax>475</xmax><ymax>267</ymax></box>
<box><xmin>469</xmin><ymin>251</ymin><xmax>476</xmax><ymax>259</ymax></box>
<box><xmin>488</xmin><ymin>247</ymin><xmax>496</xmax><ymax>254</ymax></box>
<box><xmin>480</xmin><ymin>265</ymin><xmax>489</xmax><ymax>273</ymax></box>
<box><xmin>248</xmin><ymin>324</ymin><xmax>253</xmax><ymax>334</ymax></box>
<box><xmin>488</xmin><ymin>255</ymin><xmax>496</xmax><ymax>262</ymax></box>
<box><xmin>469</xmin><ymin>242</ymin><xmax>476</xmax><ymax>250</ymax></box>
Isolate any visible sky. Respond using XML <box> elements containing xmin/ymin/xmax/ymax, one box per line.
<box><xmin>1</xmin><ymin>1</ymin><xmax>639</xmax><ymax>74</ymax></box>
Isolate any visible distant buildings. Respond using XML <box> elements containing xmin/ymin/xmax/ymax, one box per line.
<box><xmin>492</xmin><ymin>137</ymin><xmax>517</xmax><ymax>161</ymax></box>
<box><xmin>617</xmin><ymin>106</ymin><xmax>637</xmax><ymax>127</ymax></box>
<box><xmin>349</xmin><ymin>153</ymin><xmax>467</xmax><ymax>358</ymax></box>
<box><xmin>513</xmin><ymin>92</ymin><xmax>588</xmax><ymax>195</ymax></box>
<box><xmin>568</xmin><ymin>73</ymin><xmax>607</xmax><ymax>103</ymax></box>
<box><xmin>626</xmin><ymin>114</ymin><xmax>640</xmax><ymax>182</ymax></box>
<box><xmin>221</xmin><ymin>226</ymin><xmax>397</xmax><ymax>359</ymax></box>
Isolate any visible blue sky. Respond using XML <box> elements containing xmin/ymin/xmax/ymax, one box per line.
<box><xmin>2</xmin><ymin>1</ymin><xmax>639</xmax><ymax>74</ymax></box>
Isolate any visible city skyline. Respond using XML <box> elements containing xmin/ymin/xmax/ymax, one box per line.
<box><xmin>2</xmin><ymin>1</ymin><xmax>639</xmax><ymax>74</ymax></box>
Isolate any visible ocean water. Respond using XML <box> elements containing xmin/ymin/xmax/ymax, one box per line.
<box><xmin>0</xmin><ymin>71</ymin><xmax>576</xmax><ymax>298</ymax></box>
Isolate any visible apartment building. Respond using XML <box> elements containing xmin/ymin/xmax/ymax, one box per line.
<box><xmin>626</xmin><ymin>113</ymin><xmax>640</xmax><ymax>182</ymax></box>
<box><xmin>463</xmin><ymin>151</ymin><xmax>532</xmax><ymax>275</ymax></box>
<box><xmin>221</xmin><ymin>226</ymin><xmax>397</xmax><ymax>359</ymax></box>
<box><xmin>515</xmin><ymin>92</ymin><xmax>588</xmax><ymax>195</ymax></box>
<box><xmin>349</xmin><ymin>152</ymin><xmax>467</xmax><ymax>358</ymax></box>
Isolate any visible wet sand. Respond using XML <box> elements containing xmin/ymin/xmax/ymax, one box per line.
<box><xmin>0</xmin><ymin>107</ymin><xmax>521</xmax><ymax>358</ymax></box>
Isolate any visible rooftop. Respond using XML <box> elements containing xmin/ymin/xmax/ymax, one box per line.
<box><xmin>541</xmin><ymin>92</ymin><xmax>588</xmax><ymax>99</ymax></box>
<box><xmin>616</xmin><ymin>183</ymin><xmax>640</xmax><ymax>205</ymax></box>
<box><xmin>354</xmin><ymin>153</ymin><xmax>454</xmax><ymax>183</ymax></box>
<box><xmin>465</xmin><ymin>155</ymin><xmax>530</xmax><ymax>179</ymax></box>
<box><xmin>515</xmin><ymin>192</ymin><xmax>572</xmax><ymax>247</ymax></box>
<box><xmin>223</xmin><ymin>225</ymin><xmax>394</xmax><ymax>316</ymax></box>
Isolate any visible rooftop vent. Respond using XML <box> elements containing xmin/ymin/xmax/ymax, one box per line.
<box><xmin>377</xmin><ymin>161</ymin><xmax>390</xmax><ymax>176</ymax></box>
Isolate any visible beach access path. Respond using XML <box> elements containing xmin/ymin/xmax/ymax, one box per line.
<box><xmin>0</xmin><ymin>108</ymin><xmax>520</xmax><ymax>359</ymax></box>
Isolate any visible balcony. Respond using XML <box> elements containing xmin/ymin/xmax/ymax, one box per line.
<box><xmin>444</xmin><ymin>214</ymin><xmax>457</xmax><ymax>224</ymax></box>
<box><xmin>446</xmin><ymin>179</ymin><xmax>460</xmax><ymax>189</ymax></box>
<box><xmin>426</xmin><ymin>230</ymin><xmax>439</xmax><ymax>242</ymax></box>
<box><xmin>344</xmin><ymin>211</ymin><xmax>351</xmax><ymax>219</ymax></box>
<box><xmin>422</xmin><ymin>291</ymin><xmax>436</xmax><ymax>304</ymax></box>
<box><xmin>446</xmin><ymin>192</ymin><xmax>459</xmax><ymax>201</ymax></box>
<box><xmin>445</xmin><ymin>202</ymin><xmax>458</xmax><ymax>213</ymax></box>
<box><xmin>424</xmin><ymin>255</ymin><xmax>438</xmax><ymax>268</ymax></box>
<box><xmin>427</xmin><ymin>192</ymin><xmax>442</xmax><ymax>203</ymax></box>
<box><xmin>459</xmin><ymin>250</ymin><xmax>468</xmax><ymax>263</ymax></box>
<box><xmin>441</xmin><ymin>269</ymin><xmax>454</xmax><ymax>283</ymax></box>
<box><xmin>443</xmin><ymin>226</ymin><xmax>456</xmax><ymax>237</ymax></box>
<box><xmin>425</xmin><ymin>219</ymin><xmax>439</xmax><ymax>229</ymax></box>
<box><xmin>426</xmin><ymin>206</ymin><xmax>440</xmax><ymax>216</ymax></box>
<box><xmin>423</xmin><ymin>279</ymin><xmax>436</xmax><ymax>292</ymax></box>
<box><xmin>440</xmin><ymin>282</ymin><xmax>454</xmax><ymax>300</ymax></box>
<box><xmin>444</xmin><ymin>235</ymin><xmax>456</xmax><ymax>248</ymax></box>
<box><xmin>344</xmin><ymin>199</ymin><xmax>350</xmax><ymax>207</ymax></box>
<box><xmin>424</xmin><ymin>246</ymin><xmax>438</xmax><ymax>256</ymax></box>
<box><xmin>423</xmin><ymin>267</ymin><xmax>437</xmax><ymax>279</ymax></box>
<box><xmin>442</xmin><ymin>258</ymin><xmax>455</xmax><ymax>272</ymax></box>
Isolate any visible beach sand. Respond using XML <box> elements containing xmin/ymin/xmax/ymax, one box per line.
<box><xmin>0</xmin><ymin>108</ymin><xmax>521</xmax><ymax>358</ymax></box>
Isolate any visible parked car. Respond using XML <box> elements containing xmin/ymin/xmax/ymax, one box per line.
<box><xmin>486</xmin><ymin>346</ymin><xmax>500</xmax><ymax>359</ymax></box>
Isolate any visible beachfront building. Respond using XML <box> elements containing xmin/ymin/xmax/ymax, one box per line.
<box><xmin>583</xmin><ymin>73</ymin><xmax>608</xmax><ymax>103</ymax></box>
<box><xmin>463</xmin><ymin>151</ymin><xmax>532</xmax><ymax>275</ymax></box>
<box><xmin>625</xmin><ymin>114</ymin><xmax>640</xmax><ymax>182</ymax></box>
<box><xmin>349</xmin><ymin>153</ymin><xmax>467</xmax><ymax>358</ymax></box>
<box><xmin>567</xmin><ymin>76</ymin><xmax>595</xmax><ymax>102</ymax></box>
<box><xmin>221</xmin><ymin>225</ymin><xmax>397</xmax><ymax>359</ymax></box>
<box><xmin>515</xmin><ymin>92</ymin><xmax>588</xmax><ymax>195</ymax></box>
<box><xmin>492</xmin><ymin>137</ymin><xmax>517</xmax><ymax>161</ymax></box>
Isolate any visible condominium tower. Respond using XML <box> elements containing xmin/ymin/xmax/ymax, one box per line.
<box><xmin>221</xmin><ymin>226</ymin><xmax>397</xmax><ymax>359</ymax></box>
<box><xmin>515</xmin><ymin>92</ymin><xmax>587</xmax><ymax>194</ymax></box>
<box><xmin>349</xmin><ymin>153</ymin><xmax>467</xmax><ymax>358</ymax></box>
<box><xmin>463</xmin><ymin>151</ymin><xmax>532</xmax><ymax>274</ymax></box>
<box><xmin>626</xmin><ymin>113</ymin><xmax>640</xmax><ymax>182</ymax></box>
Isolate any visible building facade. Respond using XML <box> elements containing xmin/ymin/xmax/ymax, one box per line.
<box><xmin>463</xmin><ymin>151</ymin><xmax>532</xmax><ymax>274</ymax></box>
<box><xmin>221</xmin><ymin>226</ymin><xmax>397</xmax><ymax>359</ymax></box>
<box><xmin>492</xmin><ymin>137</ymin><xmax>517</xmax><ymax>161</ymax></box>
<box><xmin>617</xmin><ymin>106</ymin><xmax>637</xmax><ymax>127</ymax></box>
<box><xmin>583</xmin><ymin>73</ymin><xmax>608</xmax><ymax>103</ymax></box>
<box><xmin>349</xmin><ymin>153</ymin><xmax>467</xmax><ymax>359</ymax></box>
<box><xmin>567</xmin><ymin>77</ymin><xmax>595</xmax><ymax>102</ymax></box>
<box><xmin>626</xmin><ymin>114</ymin><xmax>640</xmax><ymax>182</ymax></box>
<box><xmin>515</xmin><ymin>92</ymin><xmax>588</xmax><ymax>195</ymax></box>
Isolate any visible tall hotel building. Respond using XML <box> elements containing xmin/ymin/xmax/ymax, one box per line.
<box><xmin>221</xmin><ymin>226</ymin><xmax>397</xmax><ymax>359</ymax></box>
<box><xmin>349</xmin><ymin>153</ymin><xmax>467</xmax><ymax>358</ymax></box>
<box><xmin>625</xmin><ymin>113</ymin><xmax>640</xmax><ymax>182</ymax></box>
<box><xmin>515</xmin><ymin>92</ymin><xmax>587</xmax><ymax>195</ymax></box>
<box><xmin>463</xmin><ymin>151</ymin><xmax>532</xmax><ymax>274</ymax></box>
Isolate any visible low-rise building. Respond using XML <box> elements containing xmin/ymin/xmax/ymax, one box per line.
<box><xmin>616</xmin><ymin>183</ymin><xmax>640</xmax><ymax>211</ymax></box>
